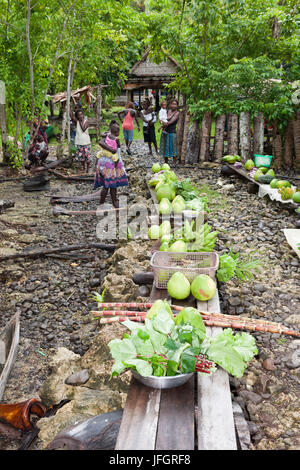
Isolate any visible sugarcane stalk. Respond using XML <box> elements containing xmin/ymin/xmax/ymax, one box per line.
<box><xmin>97</xmin><ymin>310</ymin><xmax>300</xmax><ymax>337</ymax></box>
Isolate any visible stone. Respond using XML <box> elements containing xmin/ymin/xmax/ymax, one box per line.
<box><xmin>228</xmin><ymin>297</ymin><xmax>241</xmax><ymax>307</ymax></box>
<box><xmin>262</xmin><ymin>358</ymin><xmax>277</xmax><ymax>371</ymax></box>
<box><xmin>239</xmin><ymin>390</ymin><xmax>263</xmax><ymax>405</ymax></box>
<box><xmin>138</xmin><ymin>285</ymin><xmax>150</xmax><ymax>297</ymax></box>
<box><xmin>65</xmin><ymin>369</ymin><xmax>90</xmax><ymax>386</ymax></box>
<box><xmin>39</xmin><ymin>348</ymin><xmax>81</xmax><ymax>407</ymax></box>
<box><xmin>284</xmin><ymin>314</ymin><xmax>300</xmax><ymax>327</ymax></box>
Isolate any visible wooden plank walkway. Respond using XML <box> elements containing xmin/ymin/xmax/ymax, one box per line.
<box><xmin>115</xmin><ymin>284</ymin><xmax>237</xmax><ymax>450</ymax></box>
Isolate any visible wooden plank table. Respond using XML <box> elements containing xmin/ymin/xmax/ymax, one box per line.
<box><xmin>115</xmin><ymin>285</ymin><xmax>237</xmax><ymax>450</ymax></box>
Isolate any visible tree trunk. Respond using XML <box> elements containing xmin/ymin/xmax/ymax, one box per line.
<box><xmin>57</xmin><ymin>103</ymin><xmax>67</xmax><ymax>158</ymax></box>
<box><xmin>283</xmin><ymin>119</ymin><xmax>294</xmax><ymax>169</ymax></box>
<box><xmin>66</xmin><ymin>52</ymin><xmax>73</xmax><ymax>157</ymax></box>
<box><xmin>0</xmin><ymin>82</ymin><xmax>8</xmax><ymax>164</ymax></box>
<box><xmin>213</xmin><ymin>113</ymin><xmax>226</xmax><ymax>162</ymax></box>
<box><xmin>293</xmin><ymin>111</ymin><xmax>300</xmax><ymax>169</ymax></box>
<box><xmin>272</xmin><ymin>120</ymin><xmax>283</xmax><ymax>169</ymax></box>
<box><xmin>186</xmin><ymin>120</ymin><xmax>201</xmax><ymax>163</ymax></box>
<box><xmin>181</xmin><ymin>111</ymin><xmax>191</xmax><ymax>163</ymax></box>
<box><xmin>239</xmin><ymin>111</ymin><xmax>251</xmax><ymax>162</ymax></box>
<box><xmin>199</xmin><ymin>111</ymin><xmax>212</xmax><ymax>162</ymax></box>
<box><xmin>96</xmin><ymin>85</ymin><xmax>102</xmax><ymax>141</ymax></box>
<box><xmin>253</xmin><ymin>112</ymin><xmax>264</xmax><ymax>155</ymax></box>
<box><xmin>227</xmin><ymin>113</ymin><xmax>239</xmax><ymax>155</ymax></box>
<box><xmin>26</xmin><ymin>0</ymin><xmax>34</xmax><ymax>134</ymax></box>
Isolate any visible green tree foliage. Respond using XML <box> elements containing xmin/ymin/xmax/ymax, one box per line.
<box><xmin>147</xmin><ymin>0</ymin><xmax>300</xmax><ymax>124</ymax></box>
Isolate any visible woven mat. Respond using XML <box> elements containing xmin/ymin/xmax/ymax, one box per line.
<box><xmin>283</xmin><ymin>229</ymin><xmax>300</xmax><ymax>259</ymax></box>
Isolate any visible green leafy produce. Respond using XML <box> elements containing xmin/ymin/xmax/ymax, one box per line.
<box><xmin>188</xmin><ymin>223</ymin><xmax>218</xmax><ymax>252</ymax></box>
<box><xmin>185</xmin><ymin>197</ymin><xmax>209</xmax><ymax>213</ymax></box>
<box><xmin>217</xmin><ymin>250</ymin><xmax>261</xmax><ymax>283</ymax></box>
<box><xmin>174</xmin><ymin>179</ymin><xmax>201</xmax><ymax>201</ymax></box>
<box><xmin>205</xmin><ymin>329</ymin><xmax>258</xmax><ymax>378</ymax></box>
<box><xmin>108</xmin><ymin>306</ymin><xmax>257</xmax><ymax>379</ymax></box>
<box><xmin>146</xmin><ymin>300</ymin><xmax>174</xmax><ymax>320</ymax></box>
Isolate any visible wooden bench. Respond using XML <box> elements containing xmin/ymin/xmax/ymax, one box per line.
<box><xmin>115</xmin><ymin>285</ymin><xmax>238</xmax><ymax>450</ymax></box>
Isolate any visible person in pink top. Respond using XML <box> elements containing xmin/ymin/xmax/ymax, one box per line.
<box><xmin>118</xmin><ymin>102</ymin><xmax>140</xmax><ymax>155</ymax></box>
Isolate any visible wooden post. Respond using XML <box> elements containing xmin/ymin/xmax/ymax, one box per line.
<box><xmin>283</xmin><ymin>119</ymin><xmax>294</xmax><ymax>169</ymax></box>
<box><xmin>239</xmin><ymin>111</ymin><xmax>251</xmax><ymax>162</ymax></box>
<box><xmin>199</xmin><ymin>111</ymin><xmax>212</xmax><ymax>162</ymax></box>
<box><xmin>272</xmin><ymin>120</ymin><xmax>283</xmax><ymax>169</ymax></box>
<box><xmin>0</xmin><ymin>81</ymin><xmax>8</xmax><ymax>164</ymax></box>
<box><xmin>180</xmin><ymin>111</ymin><xmax>190</xmax><ymax>163</ymax></box>
<box><xmin>253</xmin><ymin>112</ymin><xmax>264</xmax><ymax>155</ymax></box>
<box><xmin>96</xmin><ymin>85</ymin><xmax>102</xmax><ymax>141</ymax></box>
<box><xmin>293</xmin><ymin>111</ymin><xmax>300</xmax><ymax>169</ymax></box>
<box><xmin>213</xmin><ymin>114</ymin><xmax>226</xmax><ymax>162</ymax></box>
<box><xmin>227</xmin><ymin>113</ymin><xmax>239</xmax><ymax>156</ymax></box>
<box><xmin>57</xmin><ymin>102</ymin><xmax>67</xmax><ymax>158</ymax></box>
<box><xmin>186</xmin><ymin>120</ymin><xmax>201</xmax><ymax>163</ymax></box>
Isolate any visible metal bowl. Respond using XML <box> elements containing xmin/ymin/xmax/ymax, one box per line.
<box><xmin>132</xmin><ymin>371</ymin><xmax>194</xmax><ymax>390</ymax></box>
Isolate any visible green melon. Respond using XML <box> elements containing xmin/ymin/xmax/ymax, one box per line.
<box><xmin>292</xmin><ymin>192</ymin><xmax>300</xmax><ymax>204</ymax></box>
<box><xmin>270</xmin><ymin>179</ymin><xmax>279</xmax><ymax>189</ymax></box>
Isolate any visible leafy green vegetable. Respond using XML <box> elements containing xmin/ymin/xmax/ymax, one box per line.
<box><xmin>205</xmin><ymin>328</ymin><xmax>258</xmax><ymax>378</ymax></box>
<box><xmin>217</xmin><ymin>250</ymin><xmax>261</xmax><ymax>283</ymax></box>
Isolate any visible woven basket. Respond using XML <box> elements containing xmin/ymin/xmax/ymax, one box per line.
<box><xmin>150</xmin><ymin>251</ymin><xmax>219</xmax><ymax>289</ymax></box>
<box><xmin>254</xmin><ymin>154</ymin><xmax>273</xmax><ymax>168</ymax></box>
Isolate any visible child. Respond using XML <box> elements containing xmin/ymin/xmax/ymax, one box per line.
<box><xmin>141</xmin><ymin>105</ymin><xmax>158</xmax><ymax>156</ymax></box>
<box><xmin>28</xmin><ymin>135</ymin><xmax>48</xmax><ymax>167</ymax></box>
<box><xmin>158</xmin><ymin>101</ymin><xmax>168</xmax><ymax>132</ymax></box>
<box><xmin>94</xmin><ymin>123</ymin><xmax>128</xmax><ymax>208</ymax></box>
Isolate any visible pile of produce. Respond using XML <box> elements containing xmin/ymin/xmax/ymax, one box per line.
<box><xmin>108</xmin><ymin>300</ymin><xmax>258</xmax><ymax>379</ymax></box>
<box><xmin>148</xmin><ymin>220</ymin><xmax>218</xmax><ymax>253</ymax></box>
<box><xmin>222</xmin><ymin>155</ymin><xmax>242</xmax><ymax>164</ymax></box>
<box><xmin>148</xmin><ymin>167</ymin><xmax>208</xmax><ymax>215</ymax></box>
<box><xmin>167</xmin><ymin>272</ymin><xmax>216</xmax><ymax>301</ymax></box>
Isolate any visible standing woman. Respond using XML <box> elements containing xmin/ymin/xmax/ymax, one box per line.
<box><xmin>141</xmin><ymin>101</ymin><xmax>158</xmax><ymax>156</ymax></box>
<box><xmin>70</xmin><ymin>107</ymin><xmax>92</xmax><ymax>173</ymax></box>
<box><xmin>160</xmin><ymin>99</ymin><xmax>180</xmax><ymax>165</ymax></box>
<box><xmin>118</xmin><ymin>102</ymin><xmax>140</xmax><ymax>155</ymax></box>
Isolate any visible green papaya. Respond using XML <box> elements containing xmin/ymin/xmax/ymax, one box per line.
<box><xmin>254</xmin><ymin>170</ymin><xmax>263</xmax><ymax>182</ymax></box>
<box><xmin>270</xmin><ymin>179</ymin><xmax>279</xmax><ymax>189</ymax></box>
<box><xmin>277</xmin><ymin>180</ymin><xmax>291</xmax><ymax>189</ymax></box>
<box><xmin>245</xmin><ymin>159</ymin><xmax>255</xmax><ymax>171</ymax></box>
<box><xmin>266</xmin><ymin>169</ymin><xmax>275</xmax><ymax>178</ymax></box>
<box><xmin>292</xmin><ymin>192</ymin><xmax>300</xmax><ymax>204</ymax></box>
<box><xmin>258</xmin><ymin>167</ymin><xmax>269</xmax><ymax>174</ymax></box>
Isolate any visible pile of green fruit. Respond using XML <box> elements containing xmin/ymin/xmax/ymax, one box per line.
<box><xmin>222</xmin><ymin>155</ymin><xmax>241</xmax><ymax>164</ymax></box>
<box><xmin>149</xmin><ymin>165</ymin><xmax>207</xmax><ymax>215</ymax></box>
<box><xmin>167</xmin><ymin>272</ymin><xmax>216</xmax><ymax>301</ymax></box>
<box><xmin>148</xmin><ymin>220</ymin><xmax>218</xmax><ymax>253</ymax></box>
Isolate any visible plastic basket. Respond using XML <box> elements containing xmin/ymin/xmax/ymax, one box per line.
<box><xmin>254</xmin><ymin>154</ymin><xmax>273</xmax><ymax>168</ymax></box>
<box><xmin>150</xmin><ymin>251</ymin><xmax>219</xmax><ymax>289</ymax></box>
